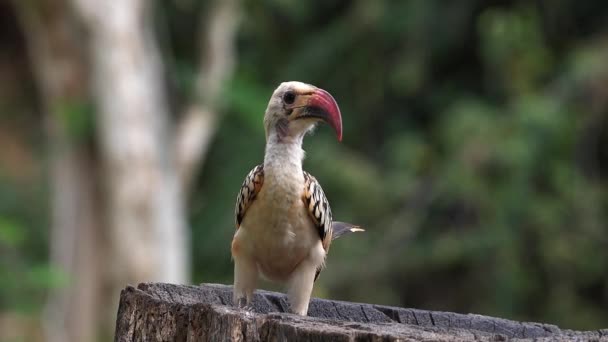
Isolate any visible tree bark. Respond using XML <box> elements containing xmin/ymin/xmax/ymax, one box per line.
<box><xmin>13</xmin><ymin>2</ymin><xmax>103</xmax><ymax>342</ymax></box>
<box><xmin>114</xmin><ymin>283</ymin><xmax>606</xmax><ymax>341</ymax></box>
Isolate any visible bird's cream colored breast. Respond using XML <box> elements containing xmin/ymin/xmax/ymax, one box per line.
<box><xmin>237</xmin><ymin>175</ymin><xmax>322</xmax><ymax>282</ymax></box>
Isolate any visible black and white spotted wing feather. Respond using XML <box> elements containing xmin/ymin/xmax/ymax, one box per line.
<box><xmin>235</xmin><ymin>164</ymin><xmax>264</xmax><ymax>229</ymax></box>
<box><xmin>302</xmin><ymin>172</ymin><xmax>333</xmax><ymax>252</ymax></box>
<box><xmin>303</xmin><ymin>171</ymin><xmax>336</xmax><ymax>280</ymax></box>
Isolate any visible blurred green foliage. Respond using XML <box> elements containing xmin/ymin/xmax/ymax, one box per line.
<box><xmin>0</xmin><ymin>175</ymin><xmax>65</xmax><ymax>313</ymax></box>
<box><xmin>1</xmin><ymin>0</ymin><xmax>607</xmax><ymax>332</ymax></box>
<box><xmin>177</xmin><ymin>0</ymin><xmax>608</xmax><ymax>329</ymax></box>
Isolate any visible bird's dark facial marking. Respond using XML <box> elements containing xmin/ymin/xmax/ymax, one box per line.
<box><xmin>293</xmin><ymin>106</ymin><xmax>326</xmax><ymax>121</ymax></box>
<box><xmin>302</xmin><ymin>106</ymin><xmax>326</xmax><ymax>119</ymax></box>
<box><xmin>276</xmin><ymin>117</ymin><xmax>289</xmax><ymax>141</ymax></box>
<box><xmin>285</xmin><ymin>108</ymin><xmax>294</xmax><ymax>116</ymax></box>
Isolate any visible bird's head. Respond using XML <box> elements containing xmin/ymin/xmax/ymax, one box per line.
<box><xmin>263</xmin><ymin>81</ymin><xmax>342</xmax><ymax>143</ymax></box>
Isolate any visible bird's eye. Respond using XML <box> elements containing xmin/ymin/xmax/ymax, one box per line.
<box><xmin>283</xmin><ymin>91</ymin><xmax>296</xmax><ymax>105</ymax></box>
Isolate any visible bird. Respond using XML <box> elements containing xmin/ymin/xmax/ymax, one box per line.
<box><xmin>231</xmin><ymin>81</ymin><xmax>363</xmax><ymax>316</ymax></box>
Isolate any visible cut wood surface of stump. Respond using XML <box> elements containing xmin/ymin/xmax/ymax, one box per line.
<box><xmin>114</xmin><ymin>283</ymin><xmax>607</xmax><ymax>341</ymax></box>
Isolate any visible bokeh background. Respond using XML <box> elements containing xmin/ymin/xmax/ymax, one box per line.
<box><xmin>1</xmin><ymin>0</ymin><xmax>607</xmax><ymax>340</ymax></box>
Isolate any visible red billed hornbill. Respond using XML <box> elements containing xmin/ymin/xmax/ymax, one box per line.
<box><xmin>232</xmin><ymin>81</ymin><xmax>363</xmax><ymax>315</ymax></box>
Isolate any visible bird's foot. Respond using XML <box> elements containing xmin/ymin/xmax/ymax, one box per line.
<box><xmin>235</xmin><ymin>296</ymin><xmax>247</xmax><ymax>308</ymax></box>
<box><xmin>286</xmin><ymin>302</ymin><xmax>308</xmax><ymax>316</ymax></box>
<box><xmin>235</xmin><ymin>297</ymin><xmax>255</xmax><ymax>312</ymax></box>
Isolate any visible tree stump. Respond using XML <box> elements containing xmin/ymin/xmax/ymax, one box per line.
<box><xmin>114</xmin><ymin>283</ymin><xmax>606</xmax><ymax>341</ymax></box>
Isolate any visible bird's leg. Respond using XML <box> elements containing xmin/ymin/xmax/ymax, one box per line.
<box><xmin>233</xmin><ymin>255</ymin><xmax>258</xmax><ymax>309</ymax></box>
<box><xmin>232</xmin><ymin>235</ymin><xmax>258</xmax><ymax>310</ymax></box>
<box><xmin>286</xmin><ymin>245</ymin><xmax>325</xmax><ymax>315</ymax></box>
<box><xmin>286</xmin><ymin>259</ymin><xmax>317</xmax><ymax>315</ymax></box>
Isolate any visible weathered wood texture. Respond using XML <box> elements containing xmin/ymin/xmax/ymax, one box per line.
<box><xmin>115</xmin><ymin>283</ymin><xmax>607</xmax><ymax>341</ymax></box>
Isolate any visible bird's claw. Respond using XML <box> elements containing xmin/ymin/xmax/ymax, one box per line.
<box><xmin>235</xmin><ymin>297</ymin><xmax>247</xmax><ymax>308</ymax></box>
<box><xmin>235</xmin><ymin>297</ymin><xmax>255</xmax><ymax>312</ymax></box>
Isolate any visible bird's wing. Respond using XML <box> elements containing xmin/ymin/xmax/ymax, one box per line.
<box><xmin>235</xmin><ymin>164</ymin><xmax>264</xmax><ymax>229</ymax></box>
<box><xmin>302</xmin><ymin>171</ymin><xmax>333</xmax><ymax>252</ymax></box>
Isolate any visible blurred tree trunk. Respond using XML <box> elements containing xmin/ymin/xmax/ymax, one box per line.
<box><xmin>69</xmin><ymin>0</ymin><xmax>240</xmax><ymax>334</ymax></box>
<box><xmin>14</xmin><ymin>0</ymin><xmax>240</xmax><ymax>340</ymax></box>
<box><xmin>13</xmin><ymin>1</ymin><xmax>103</xmax><ymax>342</ymax></box>
<box><xmin>176</xmin><ymin>0</ymin><xmax>241</xmax><ymax>191</ymax></box>
<box><xmin>72</xmin><ymin>0</ymin><xmax>189</xmax><ymax>287</ymax></box>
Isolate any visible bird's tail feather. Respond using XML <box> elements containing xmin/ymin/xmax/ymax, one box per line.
<box><xmin>332</xmin><ymin>221</ymin><xmax>365</xmax><ymax>240</ymax></box>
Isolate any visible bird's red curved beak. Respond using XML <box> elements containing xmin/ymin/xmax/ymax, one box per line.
<box><xmin>306</xmin><ymin>88</ymin><xmax>343</xmax><ymax>141</ymax></box>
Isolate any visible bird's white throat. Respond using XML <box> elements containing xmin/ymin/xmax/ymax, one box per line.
<box><xmin>264</xmin><ymin>132</ymin><xmax>305</xmax><ymax>176</ymax></box>
<box><xmin>261</xmin><ymin>132</ymin><xmax>307</xmax><ymax>245</ymax></box>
